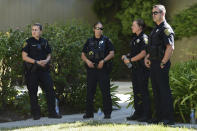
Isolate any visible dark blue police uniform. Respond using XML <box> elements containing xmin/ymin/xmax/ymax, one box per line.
<box><xmin>82</xmin><ymin>35</ymin><xmax>114</xmax><ymax>117</ymax></box>
<box><xmin>22</xmin><ymin>37</ymin><xmax>58</xmax><ymax>119</ymax></box>
<box><xmin>127</xmin><ymin>32</ymin><xmax>151</xmax><ymax>121</ymax></box>
<box><xmin>148</xmin><ymin>20</ymin><xmax>174</xmax><ymax>123</ymax></box>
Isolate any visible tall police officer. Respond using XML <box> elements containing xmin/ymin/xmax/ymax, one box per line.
<box><xmin>122</xmin><ymin>19</ymin><xmax>151</xmax><ymax>122</ymax></box>
<box><xmin>22</xmin><ymin>23</ymin><xmax>62</xmax><ymax>120</ymax></box>
<box><xmin>144</xmin><ymin>5</ymin><xmax>175</xmax><ymax>125</ymax></box>
<box><xmin>81</xmin><ymin>22</ymin><xmax>114</xmax><ymax>119</ymax></box>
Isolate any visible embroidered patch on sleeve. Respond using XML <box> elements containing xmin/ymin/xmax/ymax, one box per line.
<box><xmin>144</xmin><ymin>37</ymin><xmax>148</xmax><ymax>44</ymax></box>
<box><xmin>164</xmin><ymin>28</ymin><xmax>171</xmax><ymax>36</ymax></box>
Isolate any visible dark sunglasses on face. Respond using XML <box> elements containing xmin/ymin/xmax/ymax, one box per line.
<box><xmin>152</xmin><ymin>11</ymin><xmax>162</xmax><ymax>15</ymax></box>
<box><xmin>95</xmin><ymin>27</ymin><xmax>103</xmax><ymax>30</ymax></box>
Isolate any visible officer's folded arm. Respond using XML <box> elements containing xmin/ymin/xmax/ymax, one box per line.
<box><xmin>130</xmin><ymin>50</ymin><xmax>146</xmax><ymax>62</ymax></box>
<box><xmin>97</xmin><ymin>51</ymin><xmax>114</xmax><ymax>69</ymax></box>
<box><xmin>103</xmin><ymin>51</ymin><xmax>114</xmax><ymax>62</ymax></box>
<box><xmin>39</xmin><ymin>54</ymin><xmax>51</xmax><ymax>66</ymax></box>
<box><xmin>22</xmin><ymin>51</ymin><xmax>36</xmax><ymax>64</ymax></box>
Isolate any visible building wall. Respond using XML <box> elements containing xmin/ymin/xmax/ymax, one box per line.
<box><xmin>167</xmin><ymin>0</ymin><xmax>197</xmax><ymax>17</ymax></box>
<box><xmin>167</xmin><ymin>0</ymin><xmax>197</xmax><ymax>63</ymax></box>
<box><xmin>0</xmin><ymin>0</ymin><xmax>97</xmax><ymax>30</ymax></box>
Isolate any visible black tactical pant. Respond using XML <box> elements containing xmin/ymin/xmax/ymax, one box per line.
<box><xmin>26</xmin><ymin>71</ymin><xmax>56</xmax><ymax>117</ymax></box>
<box><xmin>131</xmin><ymin>66</ymin><xmax>151</xmax><ymax>118</ymax></box>
<box><xmin>150</xmin><ymin>60</ymin><xmax>174</xmax><ymax>121</ymax></box>
<box><xmin>86</xmin><ymin>68</ymin><xmax>112</xmax><ymax>116</ymax></box>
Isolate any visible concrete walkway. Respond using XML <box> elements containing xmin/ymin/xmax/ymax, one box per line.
<box><xmin>0</xmin><ymin>82</ymin><xmax>197</xmax><ymax>129</ymax></box>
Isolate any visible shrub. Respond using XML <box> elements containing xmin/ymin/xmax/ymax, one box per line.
<box><xmin>170</xmin><ymin>60</ymin><xmax>197</xmax><ymax>122</ymax></box>
<box><xmin>0</xmin><ymin>21</ymin><xmax>120</xmax><ymax>115</ymax></box>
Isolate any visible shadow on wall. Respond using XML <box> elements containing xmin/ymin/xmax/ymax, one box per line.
<box><xmin>0</xmin><ymin>0</ymin><xmax>97</xmax><ymax>30</ymax></box>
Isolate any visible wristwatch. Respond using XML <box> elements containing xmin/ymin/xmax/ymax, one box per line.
<box><xmin>103</xmin><ymin>59</ymin><xmax>106</xmax><ymax>63</ymax></box>
<box><xmin>34</xmin><ymin>60</ymin><xmax>37</xmax><ymax>64</ymax></box>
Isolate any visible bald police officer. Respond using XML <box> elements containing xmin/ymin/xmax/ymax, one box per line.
<box><xmin>81</xmin><ymin>22</ymin><xmax>114</xmax><ymax>119</ymax></box>
<box><xmin>22</xmin><ymin>23</ymin><xmax>62</xmax><ymax>120</ymax></box>
<box><xmin>144</xmin><ymin>5</ymin><xmax>175</xmax><ymax>125</ymax></box>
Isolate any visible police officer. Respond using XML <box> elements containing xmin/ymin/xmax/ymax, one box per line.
<box><xmin>22</xmin><ymin>23</ymin><xmax>62</xmax><ymax>120</ymax></box>
<box><xmin>144</xmin><ymin>5</ymin><xmax>175</xmax><ymax>125</ymax></box>
<box><xmin>81</xmin><ymin>22</ymin><xmax>114</xmax><ymax>119</ymax></box>
<box><xmin>122</xmin><ymin>19</ymin><xmax>151</xmax><ymax>122</ymax></box>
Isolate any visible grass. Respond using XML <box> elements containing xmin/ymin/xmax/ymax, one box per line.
<box><xmin>2</xmin><ymin>121</ymin><xmax>196</xmax><ymax>131</ymax></box>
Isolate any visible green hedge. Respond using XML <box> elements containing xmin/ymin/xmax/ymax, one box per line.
<box><xmin>171</xmin><ymin>3</ymin><xmax>197</xmax><ymax>40</ymax></box>
<box><xmin>0</xmin><ymin>22</ymin><xmax>120</xmax><ymax>116</ymax></box>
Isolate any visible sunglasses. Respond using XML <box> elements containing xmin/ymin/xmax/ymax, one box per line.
<box><xmin>152</xmin><ymin>11</ymin><xmax>162</xmax><ymax>15</ymax></box>
<box><xmin>95</xmin><ymin>27</ymin><xmax>103</xmax><ymax>30</ymax></box>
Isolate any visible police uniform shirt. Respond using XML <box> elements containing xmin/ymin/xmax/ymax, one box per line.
<box><xmin>22</xmin><ymin>37</ymin><xmax>51</xmax><ymax>61</ymax></box>
<box><xmin>149</xmin><ymin>21</ymin><xmax>174</xmax><ymax>48</ymax></box>
<box><xmin>129</xmin><ymin>32</ymin><xmax>148</xmax><ymax>58</ymax></box>
<box><xmin>82</xmin><ymin>35</ymin><xmax>114</xmax><ymax>63</ymax></box>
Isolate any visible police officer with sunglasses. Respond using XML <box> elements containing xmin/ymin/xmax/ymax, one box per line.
<box><xmin>144</xmin><ymin>5</ymin><xmax>175</xmax><ymax>125</ymax></box>
<box><xmin>22</xmin><ymin>23</ymin><xmax>62</xmax><ymax>120</ymax></box>
<box><xmin>81</xmin><ymin>22</ymin><xmax>114</xmax><ymax>119</ymax></box>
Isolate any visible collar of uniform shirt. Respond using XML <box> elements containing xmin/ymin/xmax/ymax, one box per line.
<box><xmin>156</xmin><ymin>20</ymin><xmax>166</xmax><ymax>28</ymax></box>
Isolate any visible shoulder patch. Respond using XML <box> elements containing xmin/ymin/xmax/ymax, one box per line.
<box><xmin>164</xmin><ymin>28</ymin><xmax>171</xmax><ymax>36</ymax></box>
<box><xmin>23</xmin><ymin>42</ymin><xmax>27</xmax><ymax>48</ymax></box>
<box><xmin>144</xmin><ymin>37</ymin><xmax>148</xmax><ymax>45</ymax></box>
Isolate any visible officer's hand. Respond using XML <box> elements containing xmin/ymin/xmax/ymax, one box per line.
<box><xmin>121</xmin><ymin>55</ymin><xmax>126</xmax><ymax>61</ymax></box>
<box><xmin>40</xmin><ymin>60</ymin><xmax>48</xmax><ymax>66</ymax></box>
<box><xmin>86</xmin><ymin>59</ymin><xmax>94</xmax><ymax>68</ymax></box>
<box><xmin>144</xmin><ymin>58</ymin><xmax>151</xmax><ymax>68</ymax></box>
<box><xmin>160</xmin><ymin>61</ymin><xmax>166</xmax><ymax>69</ymax></box>
<box><xmin>37</xmin><ymin>61</ymin><xmax>45</xmax><ymax>67</ymax></box>
<box><xmin>97</xmin><ymin>60</ymin><xmax>104</xmax><ymax>69</ymax></box>
<box><xmin>124</xmin><ymin>59</ymin><xmax>130</xmax><ymax>65</ymax></box>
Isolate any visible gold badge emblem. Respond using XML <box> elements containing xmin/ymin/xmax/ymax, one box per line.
<box><xmin>23</xmin><ymin>42</ymin><xmax>27</xmax><ymax>48</ymax></box>
<box><xmin>144</xmin><ymin>37</ymin><xmax>148</xmax><ymax>45</ymax></box>
<box><xmin>164</xmin><ymin>28</ymin><xmax>171</xmax><ymax>36</ymax></box>
<box><xmin>88</xmin><ymin>51</ymin><xmax>94</xmax><ymax>56</ymax></box>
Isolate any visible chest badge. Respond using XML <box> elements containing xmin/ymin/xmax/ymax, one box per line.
<box><xmin>99</xmin><ymin>40</ymin><xmax>104</xmax><ymax>45</ymax></box>
<box><xmin>156</xmin><ymin>29</ymin><xmax>159</xmax><ymax>32</ymax></box>
<box><xmin>99</xmin><ymin>40</ymin><xmax>104</xmax><ymax>48</ymax></box>
<box><xmin>136</xmin><ymin>39</ymin><xmax>140</xmax><ymax>43</ymax></box>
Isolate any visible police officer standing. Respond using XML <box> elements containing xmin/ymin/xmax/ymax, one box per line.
<box><xmin>122</xmin><ymin>19</ymin><xmax>151</xmax><ymax>122</ymax></box>
<box><xmin>144</xmin><ymin>5</ymin><xmax>175</xmax><ymax>125</ymax></box>
<box><xmin>81</xmin><ymin>22</ymin><xmax>114</xmax><ymax>119</ymax></box>
<box><xmin>22</xmin><ymin>23</ymin><xmax>62</xmax><ymax>120</ymax></box>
